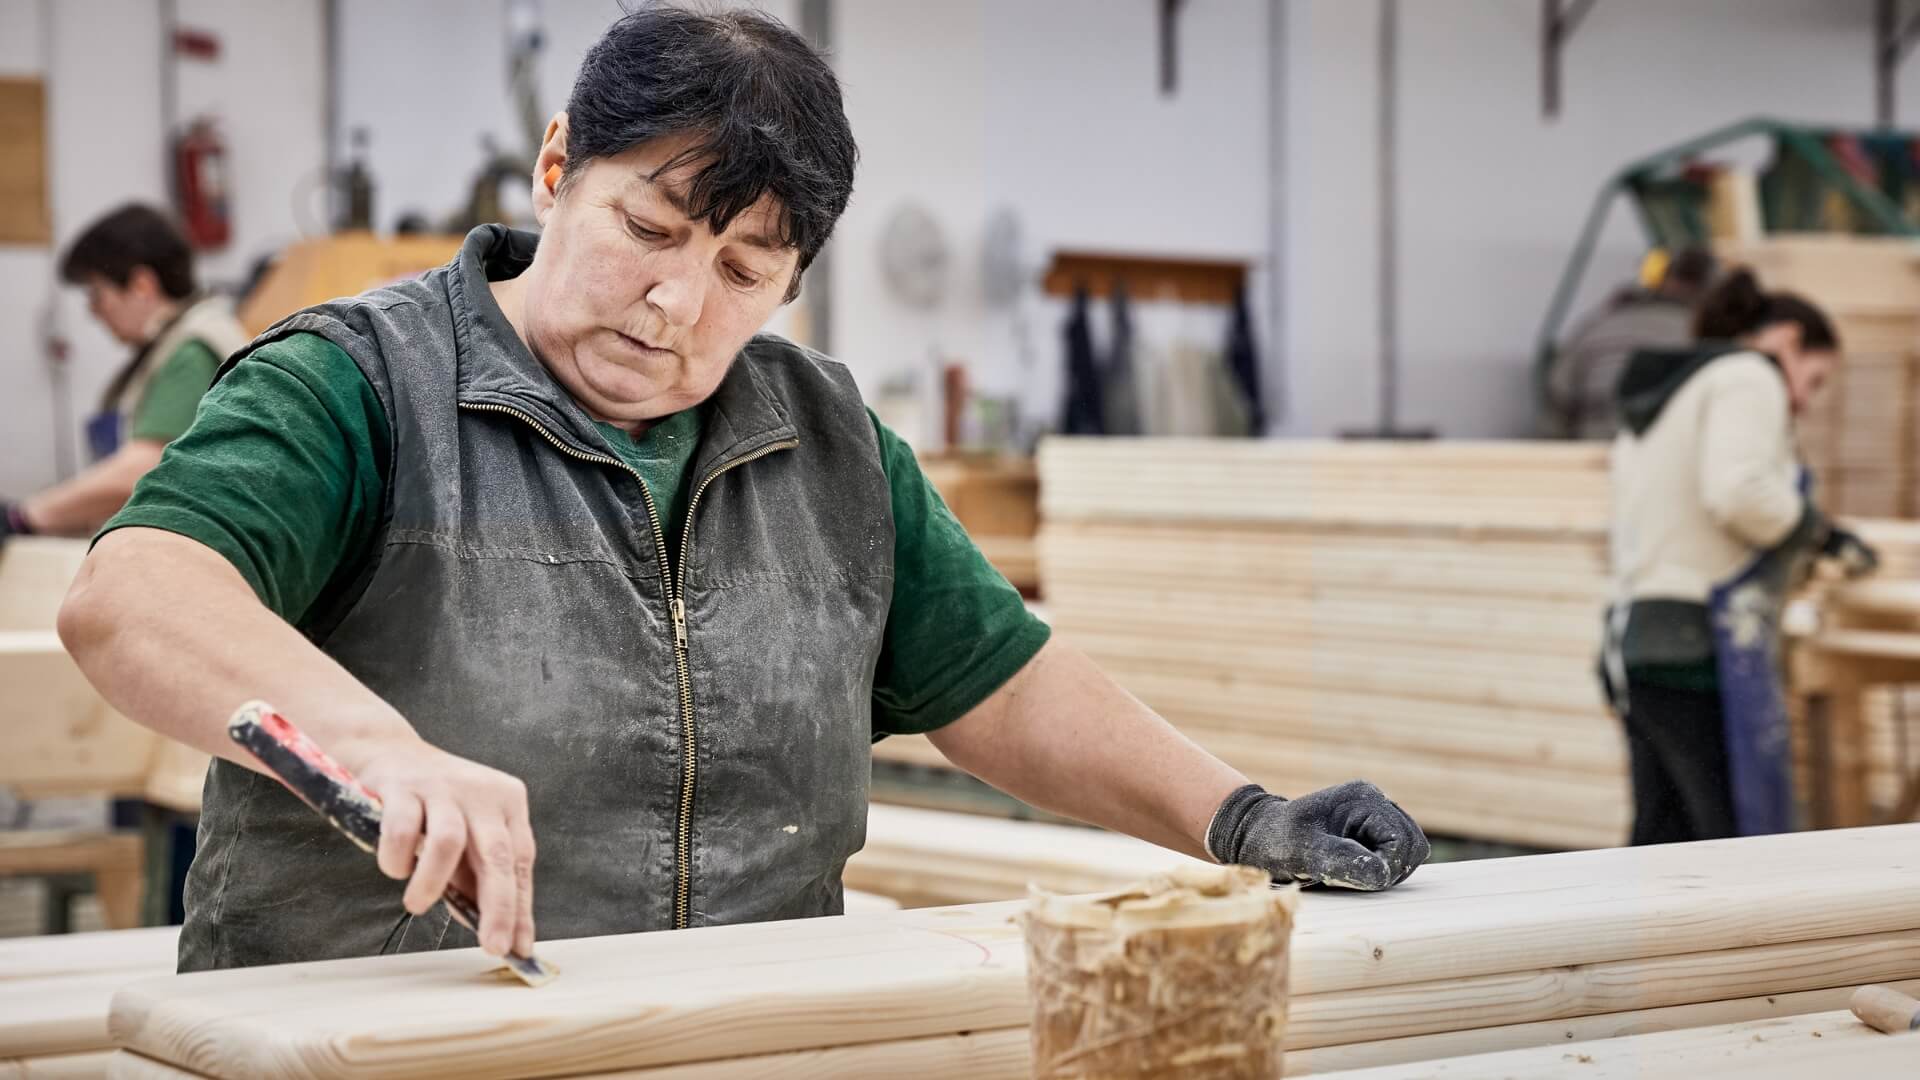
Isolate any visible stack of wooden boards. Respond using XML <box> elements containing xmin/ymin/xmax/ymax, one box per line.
<box><xmin>877</xmin><ymin>437</ymin><xmax>1629</xmax><ymax>849</ymax></box>
<box><xmin>843</xmin><ymin>804</ymin><xmax>1208</xmax><ymax>908</ymax></box>
<box><xmin>1716</xmin><ymin>235</ymin><xmax>1920</xmax><ymax>518</ymax></box>
<box><xmin>918</xmin><ymin>453</ymin><xmax>1040</xmax><ymax>595</ymax></box>
<box><xmin>1790</xmin><ymin>519</ymin><xmax>1920</xmax><ymax>823</ymax></box>
<box><xmin>1313</xmin><ymin>1010</ymin><xmax>1917</xmax><ymax>1078</ymax></box>
<box><xmin>0</xmin><ymin>926</ymin><xmax>179</xmax><ymax>1077</ymax></box>
<box><xmin>1</xmin><ymin>538</ymin><xmax>210</xmax><ymax>930</ymax></box>
<box><xmin>101</xmin><ymin>824</ymin><xmax>1920</xmax><ymax>1078</ymax></box>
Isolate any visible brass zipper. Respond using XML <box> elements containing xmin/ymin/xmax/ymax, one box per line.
<box><xmin>666</xmin><ymin>436</ymin><xmax>797</xmax><ymax>928</ymax></box>
<box><xmin>459</xmin><ymin>401</ymin><xmax>797</xmax><ymax>930</ymax></box>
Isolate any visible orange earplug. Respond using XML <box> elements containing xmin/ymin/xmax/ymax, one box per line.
<box><xmin>544</xmin><ymin>164</ymin><xmax>562</xmax><ymax>191</ymax></box>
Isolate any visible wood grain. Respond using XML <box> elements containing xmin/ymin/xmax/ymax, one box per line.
<box><xmin>1288</xmin><ymin>977</ymin><xmax>1920</xmax><ymax>1074</ymax></box>
<box><xmin>0</xmin><ymin>78</ymin><xmax>51</xmax><ymax>246</ymax></box>
<box><xmin>107</xmin><ymin>825</ymin><xmax>1920</xmax><ymax>1078</ymax></box>
<box><xmin>0</xmin><ymin>928</ymin><xmax>180</xmax><ymax>1059</ymax></box>
<box><xmin>1308</xmin><ymin>1009</ymin><xmax>1909</xmax><ymax>1079</ymax></box>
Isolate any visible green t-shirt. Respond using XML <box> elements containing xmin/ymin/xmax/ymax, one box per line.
<box><xmin>104</xmin><ymin>332</ymin><xmax>1047</xmax><ymax>736</ymax></box>
<box><xmin>127</xmin><ymin>340</ymin><xmax>221</xmax><ymax>442</ymax></box>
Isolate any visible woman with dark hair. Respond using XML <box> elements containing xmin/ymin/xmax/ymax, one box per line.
<box><xmin>1603</xmin><ymin>269</ymin><xmax>1879</xmax><ymax>845</ymax></box>
<box><xmin>0</xmin><ymin>204</ymin><xmax>250</xmax><ymax>539</ymax></box>
<box><xmin>57</xmin><ymin>4</ymin><xmax>1426</xmax><ymax>973</ymax></box>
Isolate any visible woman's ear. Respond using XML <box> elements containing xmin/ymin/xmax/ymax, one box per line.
<box><xmin>532</xmin><ymin>113</ymin><xmax>570</xmax><ymax>226</ymax></box>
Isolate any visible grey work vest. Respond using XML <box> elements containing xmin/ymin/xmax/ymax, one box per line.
<box><xmin>180</xmin><ymin>226</ymin><xmax>894</xmax><ymax>972</ymax></box>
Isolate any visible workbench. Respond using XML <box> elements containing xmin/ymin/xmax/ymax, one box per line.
<box><xmin>1792</xmin><ymin>570</ymin><xmax>1920</xmax><ymax>829</ymax></box>
<box><xmin>95</xmin><ymin>823</ymin><xmax>1920</xmax><ymax>1078</ymax></box>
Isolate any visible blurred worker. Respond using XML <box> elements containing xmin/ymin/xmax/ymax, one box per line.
<box><xmin>1602</xmin><ymin>269</ymin><xmax>1878</xmax><ymax>844</ymax></box>
<box><xmin>1540</xmin><ymin>248</ymin><xmax>1717</xmax><ymax>440</ymax></box>
<box><xmin>0</xmin><ymin>204</ymin><xmax>249</xmax><ymax>541</ymax></box>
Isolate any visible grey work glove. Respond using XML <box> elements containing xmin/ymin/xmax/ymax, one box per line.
<box><xmin>1206</xmin><ymin>781</ymin><xmax>1430</xmax><ymax>891</ymax></box>
<box><xmin>1822</xmin><ymin>526</ymin><xmax>1880</xmax><ymax>580</ymax></box>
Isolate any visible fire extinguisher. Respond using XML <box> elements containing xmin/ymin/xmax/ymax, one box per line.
<box><xmin>173</xmin><ymin>117</ymin><xmax>231</xmax><ymax>251</ymax></box>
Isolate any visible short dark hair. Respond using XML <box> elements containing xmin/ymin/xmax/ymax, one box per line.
<box><xmin>58</xmin><ymin>204</ymin><xmax>196</xmax><ymax>300</ymax></box>
<box><xmin>1694</xmin><ymin>267</ymin><xmax>1839</xmax><ymax>352</ymax></box>
<box><xmin>563</xmin><ymin>2</ymin><xmax>857</xmax><ymax>301</ymax></box>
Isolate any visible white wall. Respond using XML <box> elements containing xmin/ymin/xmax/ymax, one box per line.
<box><xmin>0</xmin><ymin>0</ymin><xmax>323</xmax><ymax>497</ymax></box>
<box><xmin>832</xmin><ymin>0</ymin><xmax>1275</xmax><ymax>443</ymax></box>
<box><xmin>1285</xmin><ymin>0</ymin><xmax>1920</xmax><ymax>437</ymax></box>
<box><xmin>0</xmin><ymin>0</ymin><xmax>59</xmax><ymax>498</ymax></box>
<box><xmin>332</xmin><ymin>0</ymin><xmax>805</xmax><ymax>338</ymax></box>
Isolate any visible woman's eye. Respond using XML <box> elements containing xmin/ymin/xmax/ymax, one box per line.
<box><xmin>625</xmin><ymin>218</ymin><xmax>665</xmax><ymax>242</ymax></box>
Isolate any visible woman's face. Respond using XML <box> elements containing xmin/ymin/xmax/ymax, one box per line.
<box><xmin>1750</xmin><ymin>322</ymin><xmax>1832</xmax><ymax>415</ymax></box>
<box><xmin>516</xmin><ymin>125</ymin><xmax>800</xmax><ymax>427</ymax></box>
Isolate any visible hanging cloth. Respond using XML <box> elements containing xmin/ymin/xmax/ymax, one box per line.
<box><xmin>1225</xmin><ymin>285</ymin><xmax>1265</xmax><ymax>435</ymax></box>
<box><xmin>1059</xmin><ymin>284</ymin><xmax>1105</xmax><ymax>435</ymax></box>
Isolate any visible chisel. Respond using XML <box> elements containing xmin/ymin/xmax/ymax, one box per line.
<box><xmin>225</xmin><ymin>700</ymin><xmax>557</xmax><ymax>986</ymax></box>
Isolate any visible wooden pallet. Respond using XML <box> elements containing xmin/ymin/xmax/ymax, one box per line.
<box><xmin>102</xmin><ymin>825</ymin><xmax>1920</xmax><ymax>1079</ymax></box>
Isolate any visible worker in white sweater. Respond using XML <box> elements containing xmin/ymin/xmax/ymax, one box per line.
<box><xmin>1604</xmin><ymin>269</ymin><xmax>1878</xmax><ymax>844</ymax></box>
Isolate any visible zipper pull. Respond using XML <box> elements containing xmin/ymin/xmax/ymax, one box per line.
<box><xmin>671</xmin><ymin>597</ymin><xmax>687</xmax><ymax>649</ymax></box>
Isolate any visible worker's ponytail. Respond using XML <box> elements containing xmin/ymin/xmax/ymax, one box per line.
<box><xmin>1694</xmin><ymin>268</ymin><xmax>1840</xmax><ymax>351</ymax></box>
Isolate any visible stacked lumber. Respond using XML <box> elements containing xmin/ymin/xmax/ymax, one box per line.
<box><xmin>0</xmin><ymin>537</ymin><xmax>209</xmax><ymax>806</ymax></box>
<box><xmin>1790</xmin><ymin>520</ymin><xmax>1920</xmax><ymax>821</ymax></box>
<box><xmin>919</xmin><ymin>454</ymin><xmax>1040</xmax><ymax>594</ymax></box>
<box><xmin>844</xmin><ymin>804</ymin><xmax>1208</xmax><ymax>908</ymax></box>
<box><xmin>1716</xmin><ymin>236</ymin><xmax>1920</xmax><ymax>518</ymax></box>
<box><xmin>1310</xmin><ymin>1010</ymin><xmax>1916</xmax><ymax>1079</ymax></box>
<box><xmin>104</xmin><ymin>825</ymin><xmax>1920</xmax><ymax>1078</ymax></box>
<box><xmin>879</xmin><ymin>437</ymin><xmax>1628</xmax><ymax>850</ymax></box>
<box><xmin>0</xmin><ymin>926</ymin><xmax>178</xmax><ymax>1077</ymax></box>
<box><xmin>1</xmin><ymin>537</ymin><xmax>209</xmax><ymax>932</ymax></box>
<box><xmin>0</xmin><ymin>537</ymin><xmax>88</xmax><ymax>631</ymax></box>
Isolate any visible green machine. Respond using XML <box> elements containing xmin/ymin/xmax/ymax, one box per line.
<box><xmin>1532</xmin><ymin>117</ymin><xmax>1920</xmax><ymax>409</ymax></box>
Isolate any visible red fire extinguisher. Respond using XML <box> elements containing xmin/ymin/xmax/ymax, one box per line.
<box><xmin>173</xmin><ymin>117</ymin><xmax>231</xmax><ymax>251</ymax></box>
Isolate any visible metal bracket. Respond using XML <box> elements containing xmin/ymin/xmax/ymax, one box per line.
<box><xmin>1541</xmin><ymin>0</ymin><xmax>1597</xmax><ymax>119</ymax></box>
<box><xmin>1877</xmin><ymin>0</ymin><xmax>1920</xmax><ymax>126</ymax></box>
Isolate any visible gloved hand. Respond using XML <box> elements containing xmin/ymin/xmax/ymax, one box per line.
<box><xmin>1822</xmin><ymin>526</ymin><xmax>1880</xmax><ymax>579</ymax></box>
<box><xmin>0</xmin><ymin>502</ymin><xmax>32</xmax><ymax>542</ymax></box>
<box><xmin>1207</xmin><ymin>781</ymin><xmax>1430</xmax><ymax>891</ymax></box>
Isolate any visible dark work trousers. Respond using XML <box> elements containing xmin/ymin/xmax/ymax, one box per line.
<box><xmin>1620</xmin><ymin>678</ymin><xmax>1739</xmax><ymax>845</ymax></box>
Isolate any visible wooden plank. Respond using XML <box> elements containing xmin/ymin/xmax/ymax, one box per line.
<box><xmin>0</xmin><ymin>834</ymin><xmax>144</xmax><ymax>930</ymax></box>
<box><xmin>0</xmin><ymin>928</ymin><xmax>180</xmax><ymax>1059</ymax></box>
<box><xmin>1290</xmin><ymin>977</ymin><xmax>1920</xmax><ymax>1074</ymax></box>
<box><xmin>1308</xmin><ymin>1010</ymin><xmax>1916</xmax><ymax>1079</ymax></box>
<box><xmin>106</xmin><ymin>825</ymin><xmax>1920</xmax><ymax>1078</ymax></box>
<box><xmin>846</xmin><ymin>805</ymin><xmax>1206</xmax><ymax>907</ymax></box>
<box><xmin>0</xmin><ymin>78</ymin><xmax>51</xmax><ymax>246</ymax></box>
<box><xmin>0</xmin><ymin>539</ymin><xmax>88</xmax><ymax>633</ymax></box>
<box><xmin>5</xmin><ymin>1051</ymin><xmax>118</xmax><ymax>1078</ymax></box>
<box><xmin>0</xmin><ymin>633</ymin><xmax>157</xmax><ymax>799</ymax></box>
<box><xmin>1291</xmin><ymin>927</ymin><xmax>1920</xmax><ymax>1047</ymax></box>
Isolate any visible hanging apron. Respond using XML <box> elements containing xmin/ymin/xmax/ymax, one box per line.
<box><xmin>1708</xmin><ymin>471</ymin><xmax>1818</xmax><ymax>836</ymax></box>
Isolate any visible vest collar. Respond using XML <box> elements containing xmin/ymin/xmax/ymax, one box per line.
<box><xmin>448</xmin><ymin>225</ymin><xmax>797</xmax><ymax>473</ymax></box>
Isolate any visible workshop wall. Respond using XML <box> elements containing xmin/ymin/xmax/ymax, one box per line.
<box><xmin>11</xmin><ymin>1</ymin><xmax>1920</xmax><ymax>494</ymax></box>
<box><xmin>831</xmin><ymin>0</ymin><xmax>1276</xmax><ymax>445</ymax></box>
<box><xmin>1285</xmin><ymin>0</ymin><xmax>1920</xmax><ymax>438</ymax></box>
